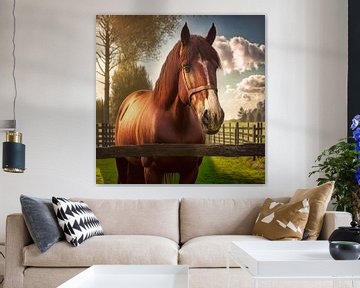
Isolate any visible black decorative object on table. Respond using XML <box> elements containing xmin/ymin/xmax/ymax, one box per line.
<box><xmin>329</xmin><ymin>241</ymin><xmax>360</xmax><ymax>260</ymax></box>
<box><xmin>329</xmin><ymin>221</ymin><xmax>360</xmax><ymax>244</ymax></box>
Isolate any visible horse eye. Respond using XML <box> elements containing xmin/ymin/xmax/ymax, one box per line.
<box><xmin>183</xmin><ymin>65</ymin><xmax>191</xmax><ymax>73</ymax></box>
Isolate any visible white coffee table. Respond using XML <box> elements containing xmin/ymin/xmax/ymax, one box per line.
<box><xmin>58</xmin><ymin>265</ymin><xmax>189</xmax><ymax>288</ymax></box>
<box><xmin>228</xmin><ymin>241</ymin><xmax>360</xmax><ymax>288</ymax></box>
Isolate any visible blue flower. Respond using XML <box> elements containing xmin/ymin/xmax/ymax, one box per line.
<box><xmin>356</xmin><ymin>168</ymin><xmax>360</xmax><ymax>186</ymax></box>
<box><xmin>357</xmin><ymin>142</ymin><xmax>360</xmax><ymax>152</ymax></box>
<box><xmin>353</xmin><ymin>128</ymin><xmax>360</xmax><ymax>142</ymax></box>
<box><xmin>352</xmin><ymin>115</ymin><xmax>360</xmax><ymax>130</ymax></box>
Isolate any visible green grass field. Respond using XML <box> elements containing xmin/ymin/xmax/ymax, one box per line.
<box><xmin>96</xmin><ymin>156</ymin><xmax>265</xmax><ymax>184</ymax></box>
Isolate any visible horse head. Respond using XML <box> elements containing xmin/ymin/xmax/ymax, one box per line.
<box><xmin>178</xmin><ymin>23</ymin><xmax>224</xmax><ymax>135</ymax></box>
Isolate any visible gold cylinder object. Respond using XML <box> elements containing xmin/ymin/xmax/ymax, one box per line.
<box><xmin>6</xmin><ymin>131</ymin><xmax>22</xmax><ymax>143</ymax></box>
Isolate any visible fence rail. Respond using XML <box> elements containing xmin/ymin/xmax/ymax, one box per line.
<box><xmin>96</xmin><ymin>122</ymin><xmax>265</xmax><ymax>148</ymax></box>
<box><xmin>96</xmin><ymin>143</ymin><xmax>265</xmax><ymax>158</ymax></box>
<box><xmin>96</xmin><ymin>122</ymin><xmax>265</xmax><ymax>159</ymax></box>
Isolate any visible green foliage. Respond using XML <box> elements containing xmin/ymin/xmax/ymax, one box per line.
<box><xmin>110</xmin><ymin>16</ymin><xmax>180</xmax><ymax>62</ymax></box>
<box><xmin>110</xmin><ymin>64</ymin><xmax>152</xmax><ymax>124</ymax></box>
<box><xmin>237</xmin><ymin>101</ymin><xmax>265</xmax><ymax>122</ymax></box>
<box><xmin>96</xmin><ymin>168</ymin><xmax>104</xmax><ymax>184</ymax></box>
<box><xmin>96</xmin><ymin>159</ymin><xmax>117</xmax><ymax>184</ymax></box>
<box><xmin>309</xmin><ymin>139</ymin><xmax>360</xmax><ymax>212</ymax></box>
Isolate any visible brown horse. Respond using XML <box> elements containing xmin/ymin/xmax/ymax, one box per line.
<box><xmin>114</xmin><ymin>23</ymin><xmax>224</xmax><ymax>184</ymax></box>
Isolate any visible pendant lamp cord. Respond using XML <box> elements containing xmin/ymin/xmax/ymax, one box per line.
<box><xmin>12</xmin><ymin>0</ymin><xmax>18</xmax><ymax>129</ymax></box>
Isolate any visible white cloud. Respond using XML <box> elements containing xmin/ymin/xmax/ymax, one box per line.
<box><xmin>237</xmin><ymin>75</ymin><xmax>265</xmax><ymax>93</ymax></box>
<box><xmin>219</xmin><ymin>74</ymin><xmax>265</xmax><ymax>120</ymax></box>
<box><xmin>213</xmin><ymin>36</ymin><xmax>265</xmax><ymax>74</ymax></box>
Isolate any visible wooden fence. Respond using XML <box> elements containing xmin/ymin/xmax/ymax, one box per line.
<box><xmin>96</xmin><ymin>122</ymin><xmax>265</xmax><ymax>158</ymax></box>
<box><xmin>206</xmin><ymin>122</ymin><xmax>265</xmax><ymax>145</ymax></box>
<box><xmin>96</xmin><ymin>122</ymin><xmax>265</xmax><ymax>148</ymax></box>
<box><xmin>96</xmin><ymin>123</ymin><xmax>115</xmax><ymax>148</ymax></box>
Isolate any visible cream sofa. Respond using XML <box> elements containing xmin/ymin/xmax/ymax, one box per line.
<box><xmin>4</xmin><ymin>198</ymin><xmax>352</xmax><ymax>288</ymax></box>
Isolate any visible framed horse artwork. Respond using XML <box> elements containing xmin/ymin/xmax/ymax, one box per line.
<box><xmin>96</xmin><ymin>15</ymin><xmax>265</xmax><ymax>184</ymax></box>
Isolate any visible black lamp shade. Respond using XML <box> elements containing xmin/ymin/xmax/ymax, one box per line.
<box><xmin>2</xmin><ymin>141</ymin><xmax>25</xmax><ymax>173</ymax></box>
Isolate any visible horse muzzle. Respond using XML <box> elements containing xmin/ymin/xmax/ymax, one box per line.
<box><xmin>202</xmin><ymin>107</ymin><xmax>224</xmax><ymax>135</ymax></box>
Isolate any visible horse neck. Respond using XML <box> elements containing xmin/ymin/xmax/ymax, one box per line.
<box><xmin>154</xmin><ymin>44</ymin><xmax>181</xmax><ymax>110</ymax></box>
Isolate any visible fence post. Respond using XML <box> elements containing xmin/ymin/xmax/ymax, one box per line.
<box><xmin>259</xmin><ymin>122</ymin><xmax>263</xmax><ymax>143</ymax></box>
<box><xmin>105</xmin><ymin>123</ymin><xmax>109</xmax><ymax>147</ymax></box>
<box><xmin>257</xmin><ymin>122</ymin><xmax>260</xmax><ymax>144</ymax></box>
<box><xmin>222</xmin><ymin>124</ymin><xmax>225</xmax><ymax>144</ymax></box>
<box><xmin>96</xmin><ymin>123</ymin><xmax>100</xmax><ymax>147</ymax></box>
<box><xmin>241</xmin><ymin>125</ymin><xmax>244</xmax><ymax>143</ymax></box>
<box><xmin>235</xmin><ymin>122</ymin><xmax>239</xmax><ymax>145</ymax></box>
<box><xmin>229</xmin><ymin>122</ymin><xmax>232</xmax><ymax>144</ymax></box>
<box><xmin>252</xmin><ymin>124</ymin><xmax>257</xmax><ymax>160</ymax></box>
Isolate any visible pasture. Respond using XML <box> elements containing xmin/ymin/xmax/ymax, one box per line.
<box><xmin>96</xmin><ymin>156</ymin><xmax>265</xmax><ymax>184</ymax></box>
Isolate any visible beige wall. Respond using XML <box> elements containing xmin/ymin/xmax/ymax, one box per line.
<box><xmin>0</xmin><ymin>0</ymin><xmax>348</xmax><ymax>242</ymax></box>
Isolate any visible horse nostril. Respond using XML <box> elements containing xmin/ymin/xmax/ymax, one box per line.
<box><xmin>202</xmin><ymin>110</ymin><xmax>209</xmax><ymax>124</ymax></box>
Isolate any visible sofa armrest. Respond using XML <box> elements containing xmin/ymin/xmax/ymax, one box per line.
<box><xmin>318</xmin><ymin>211</ymin><xmax>352</xmax><ymax>240</ymax></box>
<box><xmin>4</xmin><ymin>213</ymin><xmax>33</xmax><ymax>288</ymax></box>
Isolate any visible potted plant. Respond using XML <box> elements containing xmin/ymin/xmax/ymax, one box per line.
<box><xmin>309</xmin><ymin>115</ymin><xmax>360</xmax><ymax>222</ymax></box>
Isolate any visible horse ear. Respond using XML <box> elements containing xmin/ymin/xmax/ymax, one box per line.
<box><xmin>206</xmin><ymin>23</ymin><xmax>216</xmax><ymax>45</ymax></box>
<box><xmin>181</xmin><ymin>23</ymin><xmax>190</xmax><ymax>46</ymax></box>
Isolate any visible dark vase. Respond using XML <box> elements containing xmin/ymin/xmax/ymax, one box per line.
<box><xmin>329</xmin><ymin>241</ymin><xmax>360</xmax><ymax>260</ymax></box>
<box><xmin>328</xmin><ymin>221</ymin><xmax>360</xmax><ymax>244</ymax></box>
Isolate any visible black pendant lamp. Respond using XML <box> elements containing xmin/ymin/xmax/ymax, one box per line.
<box><xmin>3</xmin><ymin>130</ymin><xmax>25</xmax><ymax>173</ymax></box>
<box><xmin>1</xmin><ymin>0</ymin><xmax>26</xmax><ymax>173</ymax></box>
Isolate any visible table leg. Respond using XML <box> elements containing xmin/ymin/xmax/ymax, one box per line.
<box><xmin>252</xmin><ymin>278</ymin><xmax>258</xmax><ymax>288</ymax></box>
<box><xmin>226</xmin><ymin>251</ymin><xmax>230</xmax><ymax>288</ymax></box>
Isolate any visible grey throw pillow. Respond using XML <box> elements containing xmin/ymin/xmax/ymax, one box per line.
<box><xmin>20</xmin><ymin>195</ymin><xmax>64</xmax><ymax>253</ymax></box>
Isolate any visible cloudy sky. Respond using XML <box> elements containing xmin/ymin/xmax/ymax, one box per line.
<box><xmin>96</xmin><ymin>15</ymin><xmax>265</xmax><ymax>120</ymax></box>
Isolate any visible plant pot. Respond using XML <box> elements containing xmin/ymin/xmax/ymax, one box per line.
<box><xmin>329</xmin><ymin>221</ymin><xmax>360</xmax><ymax>244</ymax></box>
<box><xmin>329</xmin><ymin>241</ymin><xmax>360</xmax><ymax>260</ymax></box>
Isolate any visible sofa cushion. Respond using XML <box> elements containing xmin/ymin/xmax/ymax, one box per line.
<box><xmin>23</xmin><ymin>235</ymin><xmax>178</xmax><ymax>267</ymax></box>
<box><xmin>20</xmin><ymin>195</ymin><xmax>64</xmax><ymax>253</ymax></box>
<box><xmin>179</xmin><ymin>235</ymin><xmax>267</xmax><ymax>268</ymax></box>
<box><xmin>290</xmin><ymin>181</ymin><xmax>334</xmax><ymax>240</ymax></box>
<box><xmin>52</xmin><ymin>197</ymin><xmax>104</xmax><ymax>247</ymax></box>
<box><xmin>180</xmin><ymin>198</ymin><xmax>289</xmax><ymax>243</ymax></box>
<box><xmin>252</xmin><ymin>198</ymin><xmax>310</xmax><ymax>240</ymax></box>
<box><xmin>72</xmin><ymin>199</ymin><xmax>179</xmax><ymax>243</ymax></box>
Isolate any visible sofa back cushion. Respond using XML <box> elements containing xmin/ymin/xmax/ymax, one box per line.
<box><xmin>72</xmin><ymin>198</ymin><xmax>179</xmax><ymax>243</ymax></box>
<box><xmin>180</xmin><ymin>198</ymin><xmax>289</xmax><ymax>243</ymax></box>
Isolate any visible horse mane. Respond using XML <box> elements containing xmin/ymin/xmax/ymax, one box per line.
<box><xmin>154</xmin><ymin>35</ymin><xmax>221</xmax><ymax>108</ymax></box>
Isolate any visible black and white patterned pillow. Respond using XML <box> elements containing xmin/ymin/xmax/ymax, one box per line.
<box><xmin>52</xmin><ymin>197</ymin><xmax>104</xmax><ymax>247</ymax></box>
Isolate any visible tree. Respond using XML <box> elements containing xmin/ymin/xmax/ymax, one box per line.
<box><xmin>256</xmin><ymin>101</ymin><xmax>265</xmax><ymax>122</ymax></box>
<box><xmin>110</xmin><ymin>16</ymin><xmax>180</xmax><ymax>62</ymax></box>
<box><xmin>96</xmin><ymin>16</ymin><xmax>119</xmax><ymax>124</ymax></box>
<box><xmin>96</xmin><ymin>16</ymin><xmax>180</xmax><ymax>123</ymax></box>
<box><xmin>238</xmin><ymin>106</ymin><xmax>245</xmax><ymax>120</ymax></box>
<box><xmin>247</xmin><ymin>109</ymin><xmax>255</xmax><ymax>122</ymax></box>
<box><xmin>96</xmin><ymin>99</ymin><xmax>104</xmax><ymax>123</ymax></box>
<box><xmin>110</xmin><ymin>64</ymin><xmax>152</xmax><ymax>124</ymax></box>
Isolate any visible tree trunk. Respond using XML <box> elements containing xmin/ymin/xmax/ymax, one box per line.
<box><xmin>103</xmin><ymin>19</ymin><xmax>110</xmax><ymax>124</ymax></box>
